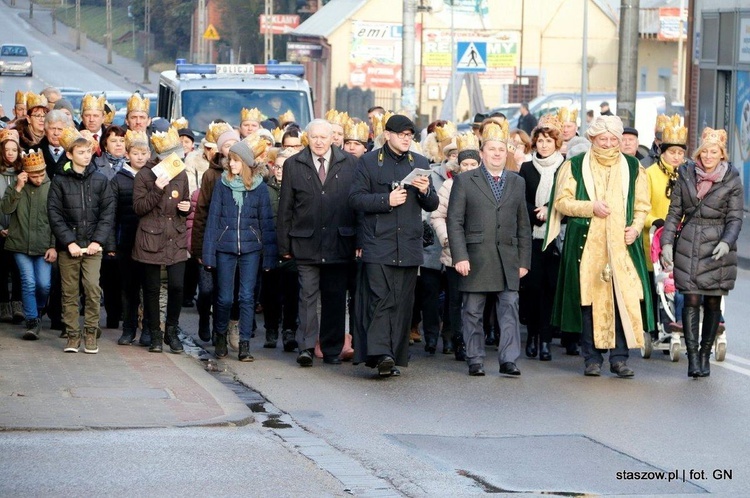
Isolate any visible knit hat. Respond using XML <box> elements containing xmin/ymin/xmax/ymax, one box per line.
<box><xmin>458</xmin><ymin>149</ymin><xmax>480</xmax><ymax>165</ymax></box>
<box><xmin>53</xmin><ymin>99</ymin><xmax>75</xmax><ymax>116</ymax></box>
<box><xmin>217</xmin><ymin>130</ymin><xmax>240</xmax><ymax>152</ymax></box>
<box><xmin>228</xmin><ymin>141</ymin><xmax>255</xmax><ymax>167</ymax></box>
<box><xmin>178</xmin><ymin>128</ymin><xmax>195</xmax><ymax>143</ymax></box>
<box><xmin>566</xmin><ymin>136</ymin><xmax>591</xmax><ymax>158</ymax></box>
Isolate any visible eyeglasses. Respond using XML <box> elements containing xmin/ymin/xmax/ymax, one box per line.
<box><xmin>392</xmin><ymin>131</ymin><xmax>414</xmax><ymax>140</ymax></box>
<box><xmin>30</xmin><ymin>114</ymin><xmax>46</xmax><ymax>119</ymax></box>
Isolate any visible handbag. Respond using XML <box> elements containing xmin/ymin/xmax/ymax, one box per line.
<box><xmin>422</xmin><ymin>219</ymin><xmax>435</xmax><ymax>247</ymax></box>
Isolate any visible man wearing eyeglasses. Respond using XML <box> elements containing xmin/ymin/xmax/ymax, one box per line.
<box><xmin>349</xmin><ymin>115</ymin><xmax>439</xmax><ymax>378</ymax></box>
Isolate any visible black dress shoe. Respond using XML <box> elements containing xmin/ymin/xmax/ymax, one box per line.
<box><xmin>376</xmin><ymin>355</ymin><xmax>395</xmax><ymax>377</ymax></box>
<box><xmin>390</xmin><ymin>367</ymin><xmax>401</xmax><ymax>377</ymax></box>
<box><xmin>424</xmin><ymin>340</ymin><xmax>437</xmax><ymax>355</ymax></box>
<box><xmin>297</xmin><ymin>349</ymin><xmax>313</xmax><ymax>367</ymax></box>
<box><xmin>565</xmin><ymin>342</ymin><xmax>580</xmax><ymax>356</ymax></box>
<box><xmin>323</xmin><ymin>355</ymin><xmax>342</xmax><ymax>365</ymax></box>
<box><xmin>499</xmin><ymin>362</ymin><xmax>521</xmax><ymax>376</ymax></box>
<box><xmin>539</xmin><ymin>342</ymin><xmax>551</xmax><ymax>361</ymax></box>
<box><xmin>469</xmin><ymin>363</ymin><xmax>485</xmax><ymax>376</ymax></box>
<box><xmin>525</xmin><ymin>336</ymin><xmax>538</xmax><ymax>358</ymax></box>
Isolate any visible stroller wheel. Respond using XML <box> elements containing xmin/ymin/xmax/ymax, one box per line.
<box><xmin>714</xmin><ymin>341</ymin><xmax>727</xmax><ymax>362</ymax></box>
<box><xmin>669</xmin><ymin>341</ymin><xmax>681</xmax><ymax>362</ymax></box>
<box><xmin>641</xmin><ymin>331</ymin><xmax>653</xmax><ymax>359</ymax></box>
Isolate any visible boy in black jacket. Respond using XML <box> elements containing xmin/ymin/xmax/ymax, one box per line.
<box><xmin>48</xmin><ymin>128</ymin><xmax>115</xmax><ymax>354</ymax></box>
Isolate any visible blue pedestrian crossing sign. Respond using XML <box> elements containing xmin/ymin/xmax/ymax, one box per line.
<box><xmin>456</xmin><ymin>41</ymin><xmax>487</xmax><ymax>73</ymax></box>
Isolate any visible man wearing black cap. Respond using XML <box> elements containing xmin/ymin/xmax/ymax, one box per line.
<box><xmin>178</xmin><ymin>128</ymin><xmax>195</xmax><ymax>156</ymax></box>
<box><xmin>620</xmin><ymin>126</ymin><xmax>645</xmax><ymax>161</ymax></box>
<box><xmin>349</xmin><ymin>115</ymin><xmax>439</xmax><ymax>377</ymax></box>
<box><xmin>600</xmin><ymin>101</ymin><xmax>614</xmax><ymax>116</ymax></box>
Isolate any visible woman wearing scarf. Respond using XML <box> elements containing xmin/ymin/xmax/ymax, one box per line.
<box><xmin>660</xmin><ymin>127</ymin><xmax>743</xmax><ymax>378</ymax></box>
<box><xmin>519</xmin><ymin>114</ymin><xmax>566</xmax><ymax>361</ymax></box>
<box><xmin>203</xmin><ymin>140</ymin><xmax>277</xmax><ymax>362</ymax></box>
<box><xmin>94</xmin><ymin>126</ymin><xmax>128</xmax><ymax>181</ymax></box>
<box><xmin>16</xmin><ymin>93</ymin><xmax>48</xmax><ymax>152</ymax></box>
<box><xmin>545</xmin><ymin>115</ymin><xmax>654</xmax><ymax>378</ymax></box>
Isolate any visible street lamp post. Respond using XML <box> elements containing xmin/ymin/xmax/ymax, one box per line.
<box><xmin>106</xmin><ymin>0</ymin><xmax>112</xmax><ymax>64</ymax></box>
<box><xmin>75</xmin><ymin>0</ymin><xmax>81</xmax><ymax>51</ymax></box>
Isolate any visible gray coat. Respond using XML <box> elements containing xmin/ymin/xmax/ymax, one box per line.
<box><xmin>661</xmin><ymin>162</ymin><xmax>743</xmax><ymax>294</ymax></box>
<box><xmin>421</xmin><ymin>163</ymin><xmax>450</xmax><ymax>271</ymax></box>
<box><xmin>447</xmin><ymin>167</ymin><xmax>532</xmax><ymax>293</ymax></box>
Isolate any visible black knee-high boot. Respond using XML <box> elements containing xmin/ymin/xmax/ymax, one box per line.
<box><xmin>699</xmin><ymin>309</ymin><xmax>722</xmax><ymax>377</ymax></box>
<box><xmin>682</xmin><ymin>306</ymin><xmax>701</xmax><ymax>378</ymax></box>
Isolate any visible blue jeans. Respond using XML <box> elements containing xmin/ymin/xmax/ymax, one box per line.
<box><xmin>214</xmin><ymin>251</ymin><xmax>260</xmax><ymax>341</ymax></box>
<box><xmin>13</xmin><ymin>253</ymin><xmax>52</xmax><ymax>320</ymax></box>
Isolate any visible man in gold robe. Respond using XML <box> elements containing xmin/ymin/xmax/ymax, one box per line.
<box><xmin>545</xmin><ymin>115</ymin><xmax>654</xmax><ymax>378</ymax></box>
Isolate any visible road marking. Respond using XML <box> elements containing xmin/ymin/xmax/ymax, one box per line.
<box><xmin>49</xmin><ymin>52</ymin><xmax>59</xmax><ymax>56</ymax></box>
<box><xmin>724</xmin><ymin>353</ymin><xmax>750</xmax><ymax>367</ymax></box>
<box><xmin>712</xmin><ymin>359</ymin><xmax>750</xmax><ymax>377</ymax></box>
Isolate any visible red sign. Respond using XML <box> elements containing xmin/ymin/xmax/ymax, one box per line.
<box><xmin>349</xmin><ymin>62</ymin><xmax>402</xmax><ymax>89</ymax></box>
<box><xmin>259</xmin><ymin>14</ymin><xmax>300</xmax><ymax>35</ymax></box>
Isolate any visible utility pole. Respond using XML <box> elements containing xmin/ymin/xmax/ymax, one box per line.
<box><xmin>29</xmin><ymin>0</ymin><xmax>33</xmax><ymax>19</ymax></box>
<box><xmin>685</xmin><ymin>0</ymin><xmax>696</xmax><ymax>149</ymax></box>
<box><xmin>197</xmin><ymin>0</ymin><xmax>206</xmax><ymax>63</ymax></box>
<box><xmin>401</xmin><ymin>0</ymin><xmax>416</xmax><ymax>118</ymax></box>
<box><xmin>75</xmin><ymin>0</ymin><xmax>81</xmax><ymax>51</ymax></box>
<box><xmin>675</xmin><ymin>0</ymin><xmax>685</xmax><ymax>103</ymax></box>
<box><xmin>580</xmin><ymin>0</ymin><xmax>589</xmax><ymax>135</ymax></box>
<box><xmin>616</xmin><ymin>0</ymin><xmax>639</xmax><ymax>127</ymax></box>
<box><xmin>106</xmin><ymin>0</ymin><xmax>112</xmax><ymax>64</ymax></box>
<box><xmin>143</xmin><ymin>0</ymin><xmax>151</xmax><ymax>84</ymax></box>
<box><xmin>450</xmin><ymin>0</ymin><xmax>456</xmax><ymax>122</ymax></box>
<box><xmin>264</xmin><ymin>0</ymin><xmax>273</xmax><ymax>62</ymax></box>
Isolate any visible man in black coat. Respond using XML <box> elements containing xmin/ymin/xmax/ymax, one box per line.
<box><xmin>39</xmin><ymin>110</ymin><xmax>72</xmax><ymax>179</ymax></box>
<box><xmin>517</xmin><ymin>103</ymin><xmax>537</xmax><ymax>136</ymax></box>
<box><xmin>277</xmin><ymin>119</ymin><xmax>358</xmax><ymax>367</ymax></box>
<box><xmin>349</xmin><ymin>115</ymin><xmax>439</xmax><ymax>377</ymax></box>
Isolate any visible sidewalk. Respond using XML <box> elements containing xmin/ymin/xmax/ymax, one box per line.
<box><xmin>4</xmin><ymin>0</ymin><xmax>160</xmax><ymax>92</ymax></box>
<box><xmin>0</xmin><ymin>323</ymin><xmax>253</xmax><ymax>430</ymax></box>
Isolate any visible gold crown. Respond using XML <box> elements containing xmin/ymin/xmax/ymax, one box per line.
<box><xmin>344</xmin><ymin>121</ymin><xmax>369</xmax><ymax>142</ymax></box>
<box><xmin>655</xmin><ymin>114</ymin><xmax>672</xmax><ymax>133</ymax></box>
<box><xmin>126</xmin><ymin>93</ymin><xmax>150</xmax><ymax>114</ymax></box>
<box><xmin>372</xmin><ymin>111</ymin><xmax>394</xmax><ymax>138</ymax></box>
<box><xmin>15</xmin><ymin>90</ymin><xmax>26</xmax><ymax>106</ymax></box>
<box><xmin>0</xmin><ymin>128</ymin><xmax>20</xmax><ymax>144</ymax></box>
<box><xmin>171</xmin><ymin>117</ymin><xmax>189</xmax><ymax>130</ymax></box>
<box><xmin>150</xmin><ymin>127</ymin><xmax>181</xmax><ymax>154</ymax></box>
<box><xmin>434</xmin><ymin>121</ymin><xmax>457</xmax><ymax>142</ymax></box>
<box><xmin>59</xmin><ymin>127</ymin><xmax>85</xmax><ymax>151</ymax></box>
<box><xmin>537</xmin><ymin>113</ymin><xmax>563</xmax><ymax>133</ymax></box>
<box><xmin>700</xmin><ymin>127</ymin><xmax>727</xmax><ymax>148</ymax></box>
<box><xmin>103</xmin><ymin>102</ymin><xmax>115</xmax><ymax>125</ymax></box>
<box><xmin>240</xmin><ymin>108</ymin><xmax>265</xmax><ymax>123</ymax></box>
<box><xmin>456</xmin><ymin>132</ymin><xmax>480</xmax><ymax>151</ymax></box>
<box><xmin>325</xmin><ymin>109</ymin><xmax>350</xmax><ymax>126</ymax></box>
<box><xmin>662</xmin><ymin>115</ymin><xmax>687</xmax><ymax>145</ymax></box>
<box><xmin>481</xmin><ymin>121</ymin><xmax>509</xmax><ymax>144</ymax></box>
<box><xmin>271</xmin><ymin>127</ymin><xmax>285</xmax><ymax>144</ymax></box>
<box><xmin>21</xmin><ymin>149</ymin><xmax>46</xmax><ymax>172</ymax></box>
<box><xmin>279</xmin><ymin>110</ymin><xmax>296</xmax><ymax>125</ymax></box>
<box><xmin>25</xmin><ymin>92</ymin><xmax>48</xmax><ymax>110</ymax></box>
<box><xmin>205</xmin><ymin>122</ymin><xmax>234</xmax><ymax>145</ymax></box>
<box><xmin>125</xmin><ymin>129</ymin><xmax>149</xmax><ymax>150</ymax></box>
<box><xmin>81</xmin><ymin>94</ymin><xmax>106</xmax><ymax>113</ymax></box>
<box><xmin>242</xmin><ymin>134</ymin><xmax>269</xmax><ymax>160</ymax></box>
<box><xmin>557</xmin><ymin>107</ymin><xmax>578</xmax><ymax>124</ymax></box>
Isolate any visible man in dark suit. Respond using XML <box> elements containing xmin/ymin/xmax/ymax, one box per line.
<box><xmin>277</xmin><ymin>119</ymin><xmax>358</xmax><ymax>367</ymax></box>
<box><xmin>349</xmin><ymin>115</ymin><xmax>439</xmax><ymax>377</ymax></box>
<box><xmin>447</xmin><ymin>122</ymin><xmax>532</xmax><ymax>377</ymax></box>
<box><xmin>39</xmin><ymin>110</ymin><xmax>72</xmax><ymax>179</ymax></box>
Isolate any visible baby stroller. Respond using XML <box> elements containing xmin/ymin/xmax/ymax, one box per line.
<box><xmin>642</xmin><ymin>226</ymin><xmax>727</xmax><ymax>362</ymax></box>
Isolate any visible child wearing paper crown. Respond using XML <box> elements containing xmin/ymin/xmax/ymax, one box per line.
<box><xmin>1</xmin><ymin>149</ymin><xmax>56</xmax><ymax>340</ymax></box>
<box><xmin>47</xmin><ymin>128</ymin><xmax>115</xmax><ymax>354</ymax></box>
<box><xmin>0</xmin><ymin>128</ymin><xmax>24</xmax><ymax>324</ymax></box>
<box><xmin>131</xmin><ymin>127</ymin><xmax>191</xmax><ymax>355</ymax></box>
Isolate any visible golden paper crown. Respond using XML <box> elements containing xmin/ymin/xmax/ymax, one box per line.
<box><xmin>25</xmin><ymin>92</ymin><xmax>48</xmax><ymax>111</ymax></box>
<box><xmin>150</xmin><ymin>127</ymin><xmax>181</xmax><ymax>154</ymax></box>
<box><xmin>59</xmin><ymin>127</ymin><xmax>85</xmax><ymax>151</ymax></box>
<box><xmin>205</xmin><ymin>122</ymin><xmax>234</xmax><ymax>145</ymax></box>
<box><xmin>325</xmin><ymin>109</ymin><xmax>350</xmax><ymax>126</ymax></box>
<box><xmin>21</xmin><ymin>149</ymin><xmax>46</xmax><ymax>173</ymax></box>
<box><xmin>279</xmin><ymin>110</ymin><xmax>296</xmax><ymax>125</ymax></box>
<box><xmin>0</xmin><ymin>128</ymin><xmax>20</xmax><ymax>144</ymax></box>
<box><xmin>662</xmin><ymin>115</ymin><xmax>687</xmax><ymax>145</ymax></box>
<box><xmin>344</xmin><ymin>121</ymin><xmax>369</xmax><ymax>143</ymax></box>
<box><xmin>240</xmin><ymin>108</ymin><xmax>264</xmax><ymax>123</ymax></box>
<box><xmin>271</xmin><ymin>127</ymin><xmax>285</xmax><ymax>144</ymax></box>
<box><xmin>537</xmin><ymin>113</ymin><xmax>562</xmax><ymax>133</ymax></box>
<box><xmin>434</xmin><ymin>121</ymin><xmax>457</xmax><ymax>142</ymax></box>
<box><xmin>15</xmin><ymin>90</ymin><xmax>26</xmax><ymax>106</ymax></box>
<box><xmin>481</xmin><ymin>121</ymin><xmax>509</xmax><ymax>144</ymax></box>
<box><xmin>242</xmin><ymin>135</ymin><xmax>269</xmax><ymax>159</ymax></box>
<box><xmin>81</xmin><ymin>94</ymin><xmax>105</xmax><ymax>113</ymax></box>
<box><xmin>655</xmin><ymin>114</ymin><xmax>671</xmax><ymax>133</ymax></box>
<box><xmin>125</xmin><ymin>129</ymin><xmax>149</xmax><ymax>150</ymax></box>
<box><xmin>300</xmin><ymin>131</ymin><xmax>309</xmax><ymax>147</ymax></box>
<box><xmin>557</xmin><ymin>107</ymin><xmax>578</xmax><ymax>124</ymax></box>
<box><xmin>126</xmin><ymin>93</ymin><xmax>150</xmax><ymax>114</ymax></box>
<box><xmin>456</xmin><ymin>132</ymin><xmax>480</xmax><ymax>151</ymax></box>
<box><xmin>171</xmin><ymin>117</ymin><xmax>189</xmax><ymax>130</ymax></box>
<box><xmin>103</xmin><ymin>102</ymin><xmax>115</xmax><ymax>125</ymax></box>
<box><xmin>700</xmin><ymin>127</ymin><xmax>727</xmax><ymax>148</ymax></box>
<box><xmin>372</xmin><ymin>111</ymin><xmax>394</xmax><ymax>138</ymax></box>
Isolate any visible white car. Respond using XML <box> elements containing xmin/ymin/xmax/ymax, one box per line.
<box><xmin>0</xmin><ymin>44</ymin><xmax>33</xmax><ymax>76</ymax></box>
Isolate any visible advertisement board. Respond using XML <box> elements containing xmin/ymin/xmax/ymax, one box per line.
<box><xmin>349</xmin><ymin>21</ymin><xmax>405</xmax><ymax>89</ymax></box>
<box><xmin>422</xmin><ymin>30</ymin><xmax>518</xmax><ymax>83</ymax></box>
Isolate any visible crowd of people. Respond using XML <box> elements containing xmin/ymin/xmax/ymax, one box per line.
<box><xmin>0</xmin><ymin>86</ymin><xmax>742</xmax><ymax>379</ymax></box>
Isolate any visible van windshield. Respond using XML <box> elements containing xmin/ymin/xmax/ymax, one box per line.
<box><xmin>181</xmin><ymin>89</ymin><xmax>311</xmax><ymax>132</ymax></box>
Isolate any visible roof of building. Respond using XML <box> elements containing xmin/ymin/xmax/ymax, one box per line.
<box><xmin>292</xmin><ymin>0</ymin><xmax>368</xmax><ymax>38</ymax></box>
